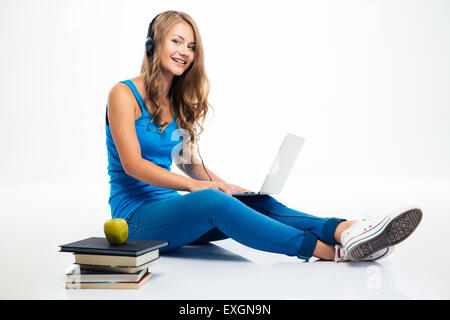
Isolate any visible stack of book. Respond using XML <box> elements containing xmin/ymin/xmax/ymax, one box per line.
<box><xmin>59</xmin><ymin>237</ymin><xmax>168</xmax><ymax>289</ymax></box>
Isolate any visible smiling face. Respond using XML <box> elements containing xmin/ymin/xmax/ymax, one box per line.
<box><xmin>159</xmin><ymin>21</ymin><xmax>196</xmax><ymax>78</ymax></box>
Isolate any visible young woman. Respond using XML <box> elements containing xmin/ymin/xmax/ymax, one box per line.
<box><xmin>105</xmin><ymin>10</ymin><xmax>422</xmax><ymax>262</ymax></box>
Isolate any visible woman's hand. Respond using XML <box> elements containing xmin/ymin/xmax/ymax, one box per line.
<box><xmin>188</xmin><ymin>180</ymin><xmax>232</xmax><ymax>195</ymax></box>
<box><xmin>223</xmin><ymin>182</ymin><xmax>251</xmax><ymax>194</ymax></box>
<box><xmin>188</xmin><ymin>180</ymin><xmax>250</xmax><ymax>196</ymax></box>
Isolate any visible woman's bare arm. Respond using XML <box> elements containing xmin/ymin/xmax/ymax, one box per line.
<box><xmin>176</xmin><ymin>156</ymin><xmax>227</xmax><ymax>183</ymax></box>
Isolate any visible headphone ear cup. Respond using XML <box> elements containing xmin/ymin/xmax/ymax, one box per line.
<box><xmin>145</xmin><ymin>36</ymin><xmax>153</xmax><ymax>53</ymax></box>
<box><xmin>146</xmin><ymin>13</ymin><xmax>160</xmax><ymax>54</ymax></box>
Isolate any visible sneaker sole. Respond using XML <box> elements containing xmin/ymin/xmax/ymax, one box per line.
<box><xmin>361</xmin><ymin>246</ymin><xmax>393</xmax><ymax>261</ymax></box>
<box><xmin>347</xmin><ymin>208</ymin><xmax>422</xmax><ymax>261</ymax></box>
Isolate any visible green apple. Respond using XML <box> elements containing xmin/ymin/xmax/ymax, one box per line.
<box><xmin>104</xmin><ymin>218</ymin><xmax>128</xmax><ymax>245</ymax></box>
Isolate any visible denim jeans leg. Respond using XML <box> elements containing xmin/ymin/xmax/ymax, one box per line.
<box><xmin>125</xmin><ymin>189</ymin><xmax>312</xmax><ymax>258</ymax></box>
<box><xmin>235</xmin><ymin>195</ymin><xmax>346</xmax><ymax>246</ymax></box>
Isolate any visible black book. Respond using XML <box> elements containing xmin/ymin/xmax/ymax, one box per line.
<box><xmin>59</xmin><ymin>237</ymin><xmax>168</xmax><ymax>257</ymax></box>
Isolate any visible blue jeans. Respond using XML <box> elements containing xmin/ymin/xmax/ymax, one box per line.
<box><xmin>126</xmin><ymin>189</ymin><xmax>345</xmax><ymax>261</ymax></box>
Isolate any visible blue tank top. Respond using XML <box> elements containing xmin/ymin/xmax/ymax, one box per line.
<box><xmin>105</xmin><ymin>79</ymin><xmax>182</xmax><ymax>219</ymax></box>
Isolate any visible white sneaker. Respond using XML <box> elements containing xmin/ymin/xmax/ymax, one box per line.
<box><xmin>340</xmin><ymin>207</ymin><xmax>422</xmax><ymax>261</ymax></box>
<box><xmin>334</xmin><ymin>245</ymin><xmax>394</xmax><ymax>262</ymax></box>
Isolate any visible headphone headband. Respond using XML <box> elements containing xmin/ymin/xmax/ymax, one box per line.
<box><xmin>145</xmin><ymin>13</ymin><xmax>161</xmax><ymax>54</ymax></box>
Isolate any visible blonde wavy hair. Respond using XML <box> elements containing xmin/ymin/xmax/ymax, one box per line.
<box><xmin>140</xmin><ymin>10</ymin><xmax>213</xmax><ymax>168</ymax></box>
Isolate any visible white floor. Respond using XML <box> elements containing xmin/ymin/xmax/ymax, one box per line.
<box><xmin>1</xmin><ymin>175</ymin><xmax>449</xmax><ymax>299</ymax></box>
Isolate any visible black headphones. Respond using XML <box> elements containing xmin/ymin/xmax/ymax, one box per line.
<box><xmin>145</xmin><ymin>14</ymin><xmax>161</xmax><ymax>54</ymax></box>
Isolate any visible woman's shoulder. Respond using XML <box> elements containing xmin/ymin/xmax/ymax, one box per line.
<box><xmin>108</xmin><ymin>76</ymin><xmax>143</xmax><ymax>120</ymax></box>
<box><xmin>108</xmin><ymin>82</ymin><xmax>131</xmax><ymax>102</ymax></box>
<box><xmin>112</xmin><ymin>76</ymin><xmax>146</xmax><ymax>97</ymax></box>
<box><xmin>108</xmin><ymin>80</ymin><xmax>137</xmax><ymax>109</ymax></box>
<box><xmin>109</xmin><ymin>75</ymin><xmax>140</xmax><ymax>98</ymax></box>
<box><xmin>110</xmin><ymin>76</ymin><xmax>132</xmax><ymax>90</ymax></box>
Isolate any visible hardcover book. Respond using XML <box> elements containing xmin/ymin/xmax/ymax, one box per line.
<box><xmin>59</xmin><ymin>237</ymin><xmax>168</xmax><ymax>256</ymax></box>
<box><xmin>74</xmin><ymin>250</ymin><xmax>159</xmax><ymax>267</ymax></box>
<box><xmin>77</xmin><ymin>260</ymin><xmax>155</xmax><ymax>274</ymax></box>
<box><xmin>66</xmin><ymin>265</ymin><xmax>148</xmax><ymax>282</ymax></box>
<box><xmin>66</xmin><ymin>272</ymin><xmax>152</xmax><ymax>289</ymax></box>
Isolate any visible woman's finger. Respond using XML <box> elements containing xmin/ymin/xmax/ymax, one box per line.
<box><xmin>237</xmin><ymin>185</ymin><xmax>251</xmax><ymax>192</ymax></box>
<box><xmin>218</xmin><ymin>182</ymin><xmax>233</xmax><ymax>195</ymax></box>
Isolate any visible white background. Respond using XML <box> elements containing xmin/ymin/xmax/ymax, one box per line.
<box><xmin>1</xmin><ymin>0</ymin><xmax>449</xmax><ymax>299</ymax></box>
<box><xmin>1</xmin><ymin>0</ymin><xmax>449</xmax><ymax>186</ymax></box>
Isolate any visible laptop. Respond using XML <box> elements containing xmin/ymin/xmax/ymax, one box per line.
<box><xmin>232</xmin><ymin>133</ymin><xmax>305</xmax><ymax>197</ymax></box>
